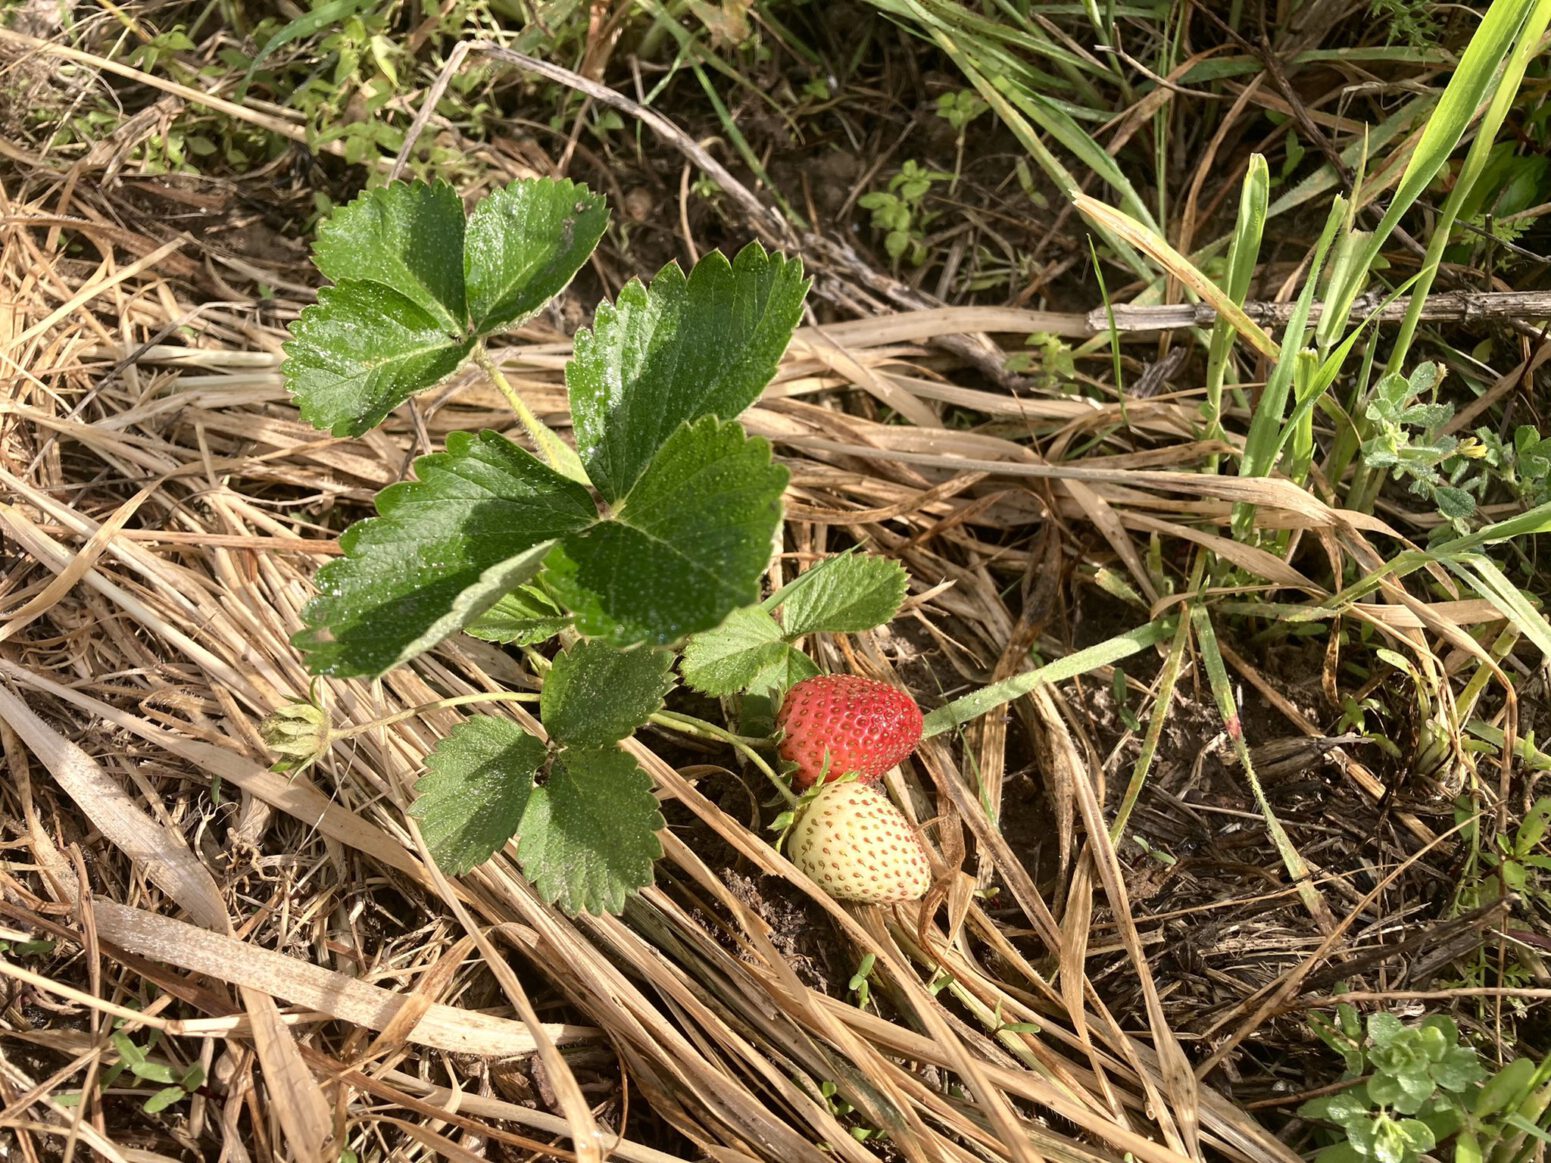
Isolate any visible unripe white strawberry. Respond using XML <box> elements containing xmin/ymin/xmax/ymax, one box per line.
<box><xmin>787</xmin><ymin>781</ymin><xmax>931</xmax><ymax>904</ymax></box>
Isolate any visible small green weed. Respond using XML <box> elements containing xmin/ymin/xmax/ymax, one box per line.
<box><xmin>1300</xmin><ymin>1004</ymin><xmax>1551</xmax><ymax>1163</ymax></box>
<box><xmin>1470</xmin><ymin>425</ymin><xmax>1551</xmax><ymax>510</ymax></box>
<box><xmin>60</xmin><ymin>1029</ymin><xmax>205</xmax><ymax>1116</ymax></box>
<box><xmin>936</xmin><ymin>88</ymin><xmax>987</xmax><ymax>193</ymax></box>
<box><xmin>1359</xmin><ymin>362</ymin><xmax>1475</xmax><ymax>520</ymax></box>
<box><xmin>847</xmin><ymin>953</ymin><xmax>877</xmax><ymax>1011</ymax></box>
<box><xmin>858</xmin><ymin>160</ymin><xmax>951</xmax><ymax>267</ymax></box>
<box><xmin>1458</xmin><ymin>796</ymin><xmax>1551</xmax><ymax>913</ymax></box>
<box><xmin>817</xmin><ymin>1079</ymin><xmax>885</xmax><ymax>1143</ymax></box>
<box><xmin>1005</xmin><ymin>332</ymin><xmax>1077</xmax><ymax>390</ymax></box>
<box><xmin>1367</xmin><ymin>0</ymin><xmax>1440</xmax><ymax>47</ymax></box>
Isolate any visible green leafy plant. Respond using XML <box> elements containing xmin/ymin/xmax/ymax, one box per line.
<box><xmin>1300</xmin><ymin>1005</ymin><xmax>1551</xmax><ymax>1163</ymax></box>
<box><xmin>1004</xmin><ymin>331</ymin><xmax>1077</xmax><ymax>390</ymax></box>
<box><xmin>847</xmin><ymin>952</ymin><xmax>877</xmax><ymax>1010</ymax></box>
<box><xmin>1359</xmin><ymin>362</ymin><xmax>1475</xmax><ymax>520</ymax></box>
<box><xmin>1458</xmin><ymin>795</ymin><xmax>1551</xmax><ymax>913</ymax></box>
<box><xmin>60</xmin><ymin>1029</ymin><xmax>206</xmax><ymax>1116</ymax></box>
<box><xmin>280</xmin><ymin>178</ymin><xmax>1179</xmax><ymax>916</ymax></box>
<box><xmin>1368</xmin><ymin>0</ymin><xmax>1440</xmax><ymax>47</ymax></box>
<box><xmin>936</xmin><ymin>89</ymin><xmax>987</xmax><ymax>133</ymax></box>
<box><xmin>1465</xmin><ymin>425</ymin><xmax>1551</xmax><ymax>510</ymax></box>
<box><xmin>936</xmin><ymin>89</ymin><xmax>987</xmax><ymax>193</ymax></box>
<box><xmin>857</xmin><ymin>160</ymin><xmax>951</xmax><ymax>266</ymax></box>
<box><xmin>679</xmin><ymin>552</ymin><xmax>906</xmax><ymax>698</ymax></box>
<box><xmin>0</xmin><ymin>936</ymin><xmax>54</xmax><ymax>956</ymax></box>
<box><xmin>1450</xmin><ymin>142</ymin><xmax>1551</xmax><ymax>257</ymax></box>
<box><xmin>280</xmin><ymin>176</ymin><xmax>818</xmax><ymax>913</ymax></box>
<box><xmin>278</xmin><ymin>176</ymin><xmax>935</xmax><ymax>917</ymax></box>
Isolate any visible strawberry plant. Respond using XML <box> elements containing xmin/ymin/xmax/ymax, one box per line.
<box><xmin>281</xmin><ymin>177</ymin><xmax>958</xmax><ymax>915</ymax></box>
<box><xmin>279</xmin><ymin>178</ymin><xmax>1173</xmax><ymax>916</ymax></box>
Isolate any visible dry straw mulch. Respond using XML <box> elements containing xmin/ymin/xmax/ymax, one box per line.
<box><xmin>1</xmin><ymin>28</ymin><xmax>1536</xmax><ymax>1163</ymax></box>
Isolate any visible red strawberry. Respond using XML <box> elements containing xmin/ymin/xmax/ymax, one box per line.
<box><xmin>777</xmin><ymin>675</ymin><xmax>923</xmax><ymax>790</ymax></box>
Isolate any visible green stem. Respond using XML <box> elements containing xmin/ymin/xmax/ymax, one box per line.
<box><xmin>1110</xmin><ymin>564</ymin><xmax>1199</xmax><ymax>841</ymax></box>
<box><xmin>1192</xmin><ymin>605</ymin><xmax>1329</xmax><ymax>927</ymax></box>
<box><xmin>473</xmin><ymin>345</ymin><xmax>590</xmax><ymax>484</ymax></box>
<box><xmin>329</xmin><ymin>690</ymin><xmax>539</xmax><ymax>743</ymax></box>
<box><xmin>649</xmin><ymin>710</ymin><xmax>797</xmax><ymax>806</ymax></box>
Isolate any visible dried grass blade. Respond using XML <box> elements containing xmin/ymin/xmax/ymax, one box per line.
<box><xmin>1073</xmin><ymin>195</ymin><xmax>1278</xmax><ymax>361</ymax></box>
<box><xmin>1033</xmin><ymin>686</ymin><xmax>1200</xmax><ymax>1160</ymax></box>
<box><xmin>0</xmin><ymin>661</ymin><xmax>435</xmax><ymax>887</ymax></box>
<box><xmin>0</xmin><ymin>673</ymin><xmax>336</xmax><ymax>1160</ymax></box>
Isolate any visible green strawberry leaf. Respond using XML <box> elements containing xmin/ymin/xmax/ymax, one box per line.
<box><xmin>776</xmin><ymin>554</ymin><xmax>908</xmax><ymax>636</ymax></box>
<box><xmin>465</xmin><ymin>178</ymin><xmax>609</xmax><ymax>336</ymax></box>
<box><xmin>542</xmin><ymin>639</ymin><xmax>675</xmax><ymax>748</ymax></box>
<box><xmin>517</xmin><ymin>746</ymin><xmax>663</xmax><ymax>915</ymax></box>
<box><xmin>568</xmin><ymin>241</ymin><xmax>809</xmax><ymax>503</ymax></box>
<box><xmin>312</xmin><ymin>180</ymin><xmax>467</xmax><ymax>332</ymax></box>
<box><xmin>681</xmin><ymin>606</ymin><xmax>787</xmax><ymax>695</ymax></box>
<box><xmin>746</xmin><ymin>641</ymin><xmax>820</xmax><ymax>697</ymax></box>
<box><xmin>552</xmin><ymin>417</ymin><xmax>787</xmax><ymax>645</ymax></box>
<box><xmin>284</xmin><ymin>281</ymin><xmax>475</xmax><ymax>437</ymax></box>
<box><xmin>464</xmin><ymin>583</ymin><xmax>570</xmax><ymax>645</ymax></box>
<box><xmin>294</xmin><ymin>431</ymin><xmax>596</xmax><ymax>676</ymax></box>
<box><xmin>411</xmin><ymin>717</ymin><xmax>547</xmax><ymax>875</ymax></box>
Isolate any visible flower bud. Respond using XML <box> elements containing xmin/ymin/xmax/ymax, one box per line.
<box><xmin>260</xmin><ymin>701</ymin><xmax>329</xmax><ymax>772</ymax></box>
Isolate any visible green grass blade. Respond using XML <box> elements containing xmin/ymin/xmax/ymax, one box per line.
<box><xmin>1383</xmin><ymin>0</ymin><xmax>1551</xmax><ymax>375</ymax></box>
<box><xmin>1347</xmin><ymin>0</ymin><xmax>1534</xmax><ymax>292</ymax></box>
<box><xmin>1110</xmin><ymin>606</ymin><xmax>1192</xmax><ymax>840</ymax></box>
<box><xmin>1192</xmin><ymin>607</ymin><xmax>1331</xmax><ymax>927</ymax></box>
<box><xmin>1205</xmin><ymin>155</ymin><xmax>1269</xmax><ymax>468</ymax></box>
<box><xmin>922</xmin><ymin>620</ymin><xmax>1174</xmax><ymax>738</ymax></box>
<box><xmin>1446</xmin><ymin>556</ymin><xmax>1551</xmax><ymax>662</ymax></box>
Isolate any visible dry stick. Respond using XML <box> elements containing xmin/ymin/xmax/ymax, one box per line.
<box><xmin>0</xmin><ymin>30</ymin><xmax>308</xmax><ymax>144</ymax></box>
<box><xmin>389</xmin><ymin>42</ymin><xmax>1016</xmax><ymax>385</ymax></box>
<box><xmin>1087</xmin><ymin>288</ymin><xmax>1551</xmax><ymax>334</ymax></box>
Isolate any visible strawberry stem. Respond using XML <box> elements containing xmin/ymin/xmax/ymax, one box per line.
<box><xmin>649</xmin><ymin>710</ymin><xmax>797</xmax><ymax>805</ymax></box>
<box><xmin>326</xmin><ymin>690</ymin><xmax>539</xmax><ymax>743</ymax></box>
<box><xmin>473</xmin><ymin>344</ymin><xmax>590</xmax><ymax>484</ymax></box>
